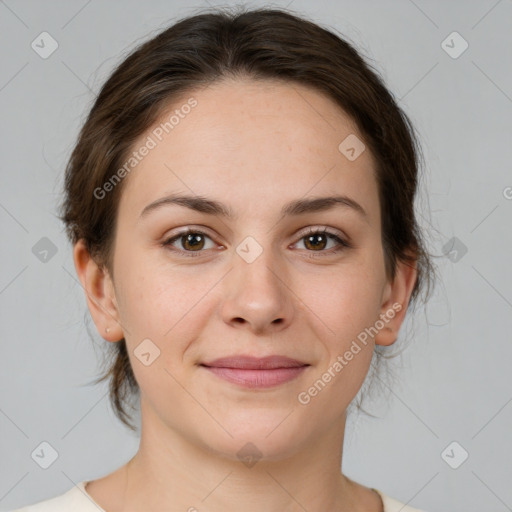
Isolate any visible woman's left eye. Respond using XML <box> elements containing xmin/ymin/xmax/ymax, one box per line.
<box><xmin>162</xmin><ymin>228</ymin><xmax>350</xmax><ymax>258</ymax></box>
<box><xmin>293</xmin><ymin>228</ymin><xmax>350</xmax><ymax>256</ymax></box>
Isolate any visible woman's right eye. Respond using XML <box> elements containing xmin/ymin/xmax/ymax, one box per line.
<box><xmin>162</xmin><ymin>229</ymin><xmax>217</xmax><ymax>257</ymax></box>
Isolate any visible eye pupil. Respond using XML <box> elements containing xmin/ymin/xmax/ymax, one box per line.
<box><xmin>183</xmin><ymin>233</ymin><xmax>204</xmax><ymax>250</ymax></box>
<box><xmin>305</xmin><ymin>233</ymin><xmax>327</xmax><ymax>250</ymax></box>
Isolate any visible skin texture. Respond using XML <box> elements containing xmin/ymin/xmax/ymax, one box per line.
<box><xmin>74</xmin><ymin>77</ymin><xmax>417</xmax><ymax>512</ymax></box>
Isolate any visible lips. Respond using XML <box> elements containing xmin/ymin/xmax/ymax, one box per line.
<box><xmin>200</xmin><ymin>355</ymin><xmax>309</xmax><ymax>389</ymax></box>
<box><xmin>201</xmin><ymin>355</ymin><xmax>308</xmax><ymax>370</ymax></box>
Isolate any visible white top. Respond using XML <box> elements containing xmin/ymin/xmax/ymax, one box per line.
<box><xmin>9</xmin><ymin>481</ymin><xmax>427</xmax><ymax>511</ymax></box>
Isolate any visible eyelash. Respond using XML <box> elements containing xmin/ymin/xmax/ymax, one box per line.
<box><xmin>162</xmin><ymin>227</ymin><xmax>351</xmax><ymax>259</ymax></box>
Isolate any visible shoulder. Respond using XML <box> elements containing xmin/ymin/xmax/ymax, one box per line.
<box><xmin>7</xmin><ymin>481</ymin><xmax>103</xmax><ymax>512</ymax></box>
<box><xmin>372</xmin><ymin>488</ymin><xmax>428</xmax><ymax>512</ymax></box>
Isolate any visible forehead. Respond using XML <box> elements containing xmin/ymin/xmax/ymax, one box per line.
<box><xmin>118</xmin><ymin>78</ymin><xmax>380</xmax><ymax>224</ymax></box>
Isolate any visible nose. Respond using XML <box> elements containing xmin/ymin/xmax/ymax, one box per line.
<box><xmin>219</xmin><ymin>247</ymin><xmax>294</xmax><ymax>336</ymax></box>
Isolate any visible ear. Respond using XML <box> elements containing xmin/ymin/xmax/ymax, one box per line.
<box><xmin>374</xmin><ymin>256</ymin><xmax>418</xmax><ymax>347</ymax></box>
<box><xmin>73</xmin><ymin>239</ymin><xmax>124</xmax><ymax>342</ymax></box>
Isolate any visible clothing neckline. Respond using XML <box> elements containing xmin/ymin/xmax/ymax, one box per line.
<box><xmin>79</xmin><ymin>481</ymin><xmax>107</xmax><ymax>512</ymax></box>
<box><xmin>79</xmin><ymin>480</ymin><xmax>387</xmax><ymax>512</ymax></box>
<box><xmin>371</xmin><ymin>487</ymin><xmax>386</xmax><ymax>512</ymax></box>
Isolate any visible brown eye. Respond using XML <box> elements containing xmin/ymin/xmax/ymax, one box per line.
<box><xmin>180</xmin><ymin>233</ymin><xmax>206</xmax><ymax>251</ymax></box>
<box><xmin>163</xmin><ymin>229</ymin><xmax>216</xmax><ymax>257</ymax></box>
<box><xmin>303</xmin><ymin>232</ymin><xmax>329</xmax><ymax>251</ymax></box>
<box><xmin>295</xmin><ymin>228</ymin><xmax>350</xmax><ymax>256</ymax></box>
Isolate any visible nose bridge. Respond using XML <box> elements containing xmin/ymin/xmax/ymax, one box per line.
<box><xmin>233</xmin><ymin>236</ymin><xmax>286</xmax><ymax>300</ymax></box>
<box><xmin>220</xmin><ymin>235</ymin><xmax>293</xmax><ymax>331</ymax></box>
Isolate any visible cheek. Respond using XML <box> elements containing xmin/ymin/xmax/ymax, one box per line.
<box><xmin>115</xmin><ymin>255</ymin><xmax>212</xmax><ymax>358</ymax></box>
<box><xmin>295</xmin><ymin>269</ymin><xmax>380</xmax><ymax>413</ymax></box>
<box><xmin>114</xmin><ymin>251</ymin><xmax>180</xmax><ymax>325</ymax></box>
<box><xmin>296</xmin><ymin>261</ymin><xmax>384</xmax><ymax>340</ymax></box>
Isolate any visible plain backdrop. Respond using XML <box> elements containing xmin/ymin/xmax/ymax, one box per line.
<box><xmin>1</xmin><ymin>1</ymin><xmax>511</xmax><ymax>511</ymax></box>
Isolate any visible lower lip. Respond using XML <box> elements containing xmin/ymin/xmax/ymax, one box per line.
<box><xmin>202</xmin><ymin>366</ymin><xmax>308</xmax><ymax>388</ymax></box>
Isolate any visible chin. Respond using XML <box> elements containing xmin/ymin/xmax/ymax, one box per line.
<box><xmin>196</xmin><ymin>412</ymin><xmax>310</xmax><ymax>464</ymax></box>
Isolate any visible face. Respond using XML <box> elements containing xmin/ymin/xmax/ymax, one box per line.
<box><xmin>79</xmin><ymin>77</ymin><xmax>415</xmax><ymax>461</ymax></box>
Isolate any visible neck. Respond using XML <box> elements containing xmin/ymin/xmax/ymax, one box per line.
<box><xmin>113</xmin><ymin>400</ymin><xmax>376</xmax><ymax>512</ymax></box>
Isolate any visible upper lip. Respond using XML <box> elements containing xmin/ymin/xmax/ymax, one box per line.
<box><xmin>200</xmin><ymin>355</ymin><xmax>309</xmax><ymax>370</ymax></box>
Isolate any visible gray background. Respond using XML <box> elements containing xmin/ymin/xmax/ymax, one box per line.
<box><xmin>1</xmin><ymin>1</ymin><xmax>511</xmax><ymax>511</ymax></box>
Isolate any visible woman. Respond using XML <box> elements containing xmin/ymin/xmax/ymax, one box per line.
<box><xmin>12</xmin><ymin>6</ymin><xmax>434</xmax><ymax>511</ymax></box>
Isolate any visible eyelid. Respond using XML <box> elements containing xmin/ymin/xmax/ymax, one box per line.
<box><xmin>163</xmin><ymin>224</ymin><xmax>346</xmax><ymax>242</ymax></box>
<box><xmin>162</xmin><ymin>225</ymin><xmax>217</xmax><ymax>243</ymax></box>
<box><xmin>295</xmin><ymin>225</ymin><xmax>346</xmax><ymax>239</ymax></box>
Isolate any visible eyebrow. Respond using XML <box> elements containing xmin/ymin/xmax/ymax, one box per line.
<box><xmin>139</xmin><ymin>193</ymin><xmax>368</xmax><ymax>222</ymax></box>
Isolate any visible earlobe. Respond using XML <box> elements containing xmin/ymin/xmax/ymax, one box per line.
<box><xmin>73</xmin><ymin>239</ymin><xmax>123</xmax><ymax>342</ymax></box>
<box><xmin>374</xmin><ymin>258</ymin><xmax>418</xmax><ymax>347</ymax></box>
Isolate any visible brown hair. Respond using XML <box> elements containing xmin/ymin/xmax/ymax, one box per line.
<box><xmin>60</xmin><ymin>6</ymin><xmax>436</xmax><ymax>432</ymax></box>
